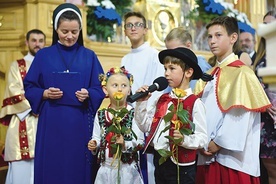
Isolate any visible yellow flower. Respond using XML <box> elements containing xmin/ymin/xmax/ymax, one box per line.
<box><xmin>114</xmin><ymin>66</ymin><xmax>120</xmax><ymax>73</ymax></box>
<box><xmin>113</xmin><ymin>92</ymin><xmax>124</xmax><ymax>101</ymax></box>
<box><xmin>171</xmin><ymin>120</ymin><xmax>181</xmax><ymax>130</ymax></box>
<box><xmin>172</xmin><ymin>88</ymin><xmax>187</xmax><ymax>98</ymax></box>
<box><xmin>101</xmin><ymin>80</ymin><xmax>107</xmax><ymax>86</ymax></box>
<box><xmin>114</xmin><ymin>117</ymin><xmax>122</xmax><ymax>124</ymax></box>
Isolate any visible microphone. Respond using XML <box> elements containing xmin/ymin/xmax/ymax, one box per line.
<box><xmin>127</xmin><ymin>76</ymin><xmax>168</xmax><ymax>103</ymax></box>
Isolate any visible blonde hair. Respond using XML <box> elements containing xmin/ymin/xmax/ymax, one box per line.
<box><xmin>164</xmin><ymin>27</ymin><xmax>192</xmax><ymax>44</ymax></box>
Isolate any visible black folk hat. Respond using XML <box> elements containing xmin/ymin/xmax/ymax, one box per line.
<box><xmin>159</xmin><ymin>47</ymin><xmax>203</xmax><ymax>79</ymax></box>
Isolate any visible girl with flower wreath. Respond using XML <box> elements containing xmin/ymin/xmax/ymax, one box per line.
<box><xmin>135</xmin><ymin>47</ymin><xmax>210</xmax><ymax>184</ymax></box>
<box><xmin>88</xmin><ymin>66</ymin><xmax>144</xmax><ymax>184</ymax></box>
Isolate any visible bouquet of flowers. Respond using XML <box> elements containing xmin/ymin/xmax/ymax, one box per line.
<box><xmin>157</xmin><ymin>88</ymin><xmax>195</xmax><ymax>184</ymax></box>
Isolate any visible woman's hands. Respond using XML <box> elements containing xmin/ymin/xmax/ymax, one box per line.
<box><xmin>43</xmin><ymin>87</ymin><xmax>89</xmax><ymax>102</ymax></box>
<box><xmin>43</xmin><ymin>87</ymin><xmax>63</xmax><ymax>99</ymax></box>
<box><xmin>76</xmin><ymin>88</ymin><xmax>89</xmax><ymax>102</ymax></box>
<box><xmin>267</xmin><ymin>106</ymin><xmax>276</xmax><ymax>124</ymax></box>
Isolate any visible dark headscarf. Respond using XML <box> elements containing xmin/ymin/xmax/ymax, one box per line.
<box><xmin>52</xmin><ymin>3</ymin><xmax>84</xmax><ymax>46</ymax></box>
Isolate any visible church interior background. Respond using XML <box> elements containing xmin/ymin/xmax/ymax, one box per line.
<box><xmin>0</xmin><ymin>0</ymin><xmax>276</xmax><ymax>182</ymax></box>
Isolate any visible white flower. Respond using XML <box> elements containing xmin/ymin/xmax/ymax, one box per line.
<box><xmin>86</xmin><ymin>0</ymin><xmax>100</xmax><ymax>6</ymax></box>
<box><xmin>101</xmin><ymin>0</ymin><xmax>116</xmax><ymax>9</ymax></box>
<box><xmin>215</xmin><ymin>0</ymin><xmax>234</xmax><ymax>10</ymax></box>
<box><xmin>216</xmin><ymin>0</ymin><xmax>252</xmax><ymax>26</ymax></box>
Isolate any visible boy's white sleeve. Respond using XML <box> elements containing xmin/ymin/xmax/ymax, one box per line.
<box><xmin>181</xmin><ymin>98</ymin><xmax>208</xmax><ymax>149</ymax></box>
<box><xmin>134</xmin><ymin>101</ymin><xmax>156</xmax><ymax>133</ymax></box>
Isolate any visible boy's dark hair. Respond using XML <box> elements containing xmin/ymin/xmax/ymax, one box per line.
<box><xmin>163</xmin><ymin>56</ymin><xmax>189</xmax><ymax>71</ymax></box>
<box><xmin>163</xmin><ymin>56</ymin><xmax>194</xmax><ymax>81</ymax></box>
<box><xmin>26</xmin><ymin>29</ymin><xmax>46</xmax><ymax>41</ymax></box>
<box><xmin>124</xmin><ymin>11</ymin><xmax>147</xmax><ymax>28</ymax></box>
<box><xmin>206</xmin><ymin>16</ymin><xmax>239</xmax><ymax>36</ymax></box>
<box><xmin>206</xmin><ymin>16</ymin><xmax>239</xmax><ymax>52</ymax></box>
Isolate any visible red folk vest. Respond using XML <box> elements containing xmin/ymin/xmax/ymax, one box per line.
<box><xmin>145</xmin><ymin>93</ymin><xmax>197</xmax><ymax>164</ymax></box>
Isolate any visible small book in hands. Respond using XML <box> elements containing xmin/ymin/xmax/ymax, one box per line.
<box><xmin>52</xmin><ymin>72</ymin><xmax>82</xmax><ymax>106</ymax></box>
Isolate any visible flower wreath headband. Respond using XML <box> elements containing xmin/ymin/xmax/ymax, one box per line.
<box><xmin>99</xmin><ymin>66</ymin><xmax>134</xmax><ymax>86</ymax></box>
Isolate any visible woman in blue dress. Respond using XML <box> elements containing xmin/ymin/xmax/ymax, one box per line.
<box><xmin>24</xmin><ymin>3</ymin><xmax>105</xmax><ymax>184</ymax></box>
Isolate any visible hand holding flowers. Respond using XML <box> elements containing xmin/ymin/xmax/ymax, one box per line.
<box><xmin>157</xmin><ymin>88</ymin><xmax>195</xmax><ymax>184</ymax></box>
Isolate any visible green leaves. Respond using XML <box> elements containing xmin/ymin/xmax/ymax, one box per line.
<box><xmin>162</xmin><ymin>102</ymin><xmax>195</xmax><ymax>135</ymax></box>
<box><xmin>106</xmin><ymin>107</ymin><xmax>128</xmax><ymax>119</ymax></box>
<box><xmin>107</xmin><ymin>124</ymin><xmax>120</xmax><ymax>134</ymax></box>
<box><xmin>157</xmin><ymin>149</ymin><xmax>171</xmax><ymax>165</ymax></box>
<box><xmin>117</xmin><ymin>108</ymin><xmax>129</xmax><ymax>117</ymax></box>
<box><xmin>106</xmin><ymin>107</ymin><xmax>136</xmax><ymax>140</ymax></box>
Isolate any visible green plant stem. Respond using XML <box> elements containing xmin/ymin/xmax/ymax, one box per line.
<box><xmin>117</xmin><ymin>145</ymin><xmax>121</xmax><ymax>184</ymax></box>
<box><xmin>175</xmin><ymin>98</ymin><xmax>180</xmax><ymax>183</ymax></box>
<box><xmin>176</xmin><ymin>145</ymin><xmax>179</xmax><ymax>184</ymax></box>
<box><xmin>116</xmin><ymin>99</ymin><xmax>121</xmax><ymax>184</ymax></box>
<box><xmin>177</xmin><ymin>98</ymin><xmax>180</xmax><ymax>112</ymax></box>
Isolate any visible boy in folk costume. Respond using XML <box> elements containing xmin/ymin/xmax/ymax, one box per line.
<box><xmin>88</xmin><ymin>67</ymin><xmax>144</xmax><ymax>184</ymax></box>
<box><xmin>194</xmin><ymin>16</ymin><xmax>271</xmax><ymax>184</ymax></box>
<box><xmin>135</xmin><ymin>47</ymin><xmax>209</xmax><ymax>183</ymax></box>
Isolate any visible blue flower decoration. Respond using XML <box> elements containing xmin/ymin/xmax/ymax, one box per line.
<box><xmin>94</xmin><ymin>6</ymin><xmax>122</xmax><ymax>26</ymax></box>
<box><xmin>238</xmin><ymin>22</ymin><xmax>255</xmax><ymax>36</ymax></box>
<box><xmin>200</xmin><ymin>0</ymin><xmax>255</xmax><ymax>35</ymax></box>
<box><xmin>203</xmin><ymin>0</ymin><xmax>225</xmax><ymax>15</ymax></box>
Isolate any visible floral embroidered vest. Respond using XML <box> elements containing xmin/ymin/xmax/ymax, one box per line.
<box><xmin>97</xmin><ymin>108</ymin><xmax>142</xmax><ymax>164</ymax></box>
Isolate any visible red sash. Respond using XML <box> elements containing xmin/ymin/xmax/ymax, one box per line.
<box><xmin>1</xmin><ymin>59</ymin><xmax>26</xmax><ymax>109</ymax></box>
<box><xmin>17</xmin><ymin>59</ymin><xmax>27</xmax><ymax>80</ymax></box>
<box><xmin>145</xmin><ymin>93</ymin><xmax>197</xmax><ymax>163</ymax></box>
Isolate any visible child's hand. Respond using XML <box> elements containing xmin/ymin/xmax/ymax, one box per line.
<box><xmin>198</xmin><ymin>148</ymin><xmax>213</xmax><ymax>156</ymax></box>
<box><xmin>135</xmin><ymin>85</ymin><xmax>152</xmax><ymax>101</ymax></box>
<box><xmin>88</xmin><ymin>140</ymin><xmax>97</xmax><ymax>151</ymax></box>
<box><xmin>207</xmin><ymin>140</ymin><xmax>221</xmax><ymax>154</ymax></box>
<box><xmin>173</xmin><ymin>129</ymin><xmax>184</xmax><ymax>145</ymax></box>
<box><xmin>115</xmin><ymin>134</ymin><xmax>125</xmax><ymax>149</ymax></box>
